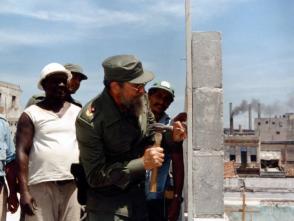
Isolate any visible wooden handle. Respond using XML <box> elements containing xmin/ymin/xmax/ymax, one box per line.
<box><xmin>150</xmin><ymin>132</ymin><xmax>162</xmax><ymax>192</ymax></box>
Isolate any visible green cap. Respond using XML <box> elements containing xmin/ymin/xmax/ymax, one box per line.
<box><xmin>102</xmin><ymin>55</ymin><xmax>154</xmax><ymax>84</ymax></box>
<box><xmin>64</xmin><ymin>63</ymin><xmax>88</xmax><ymax>80</ymax></box>
<box><xmin>148</xmin><ymin>81</ymin><xmax>175</xmax><ymax>99</ymax></box>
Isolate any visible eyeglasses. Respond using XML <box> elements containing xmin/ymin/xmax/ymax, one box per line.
<box><xmin>127</xmin><ymin>83</ymin><xmax>146</xmax><ymax>92</ymax></box>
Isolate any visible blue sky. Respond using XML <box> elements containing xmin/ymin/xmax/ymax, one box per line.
<box><xmin>0</xmin><ymin>0</ymin><xmax>293</xmax><ymax>129</ymax></box>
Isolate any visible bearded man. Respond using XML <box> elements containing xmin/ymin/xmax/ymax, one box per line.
<box><xmin>75</xmin><ymin>55</ymin><xmax>186</xmax><ymax>221</ymax></box>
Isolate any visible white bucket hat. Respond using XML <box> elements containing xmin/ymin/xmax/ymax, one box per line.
<box><xmin>38</xmin><ymin>63</ymin><xmax>72</xmax><ymax>90</ymax></box>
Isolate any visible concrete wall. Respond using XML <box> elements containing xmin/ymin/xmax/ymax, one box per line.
<box><xmin>190</xmin><ymin>32</ymin><xmax>224</xmax><ymax>219</ymax></box>
<box><xmin>224</xmin><ymin>177</ymin><xmax>294</xmax><ymax>191</ymax></box>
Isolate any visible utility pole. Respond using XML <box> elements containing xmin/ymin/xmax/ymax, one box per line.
<box><xmin>185</xmin><ymin>0</ymin><xmax>193</xmax><ymax>220</ymax></box>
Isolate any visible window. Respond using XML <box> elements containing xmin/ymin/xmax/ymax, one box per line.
<box><xmin>257</xmin><ymin>122</ymin><xmax>261</xmax><ymax>126</ymax></box>
<box><xmin>11</xmin><ymin>95</ymin><xmax>16</xmax><ymax>107</ymax></box>
<box><xmin>276</xmin><ymin>131</ymin><xmax>280</xmax><ymax>135</ymax></box>
<box><xmin>230</xmin><ymin>155</ymin><xmax>236</xmax><ymax>161</ymax></box>
<box><xmin>265</xmin><ymin>121</ymin><xmax>268</xmax><ymax>124</ymax></box>
<box><xmin>251</xmin><ymin>155</ymin><xmax>257</xmax><ymax>162</ymax></box>
<box><xmin>272</xmin><ymin>121</ymin><xmax>276</xmax><ymax>125</ymax></box>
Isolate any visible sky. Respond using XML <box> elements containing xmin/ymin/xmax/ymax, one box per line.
<box><xmin>0</xmin><ymin>0</ymin><xmax>294</xmax><ymax>131</ymax></box>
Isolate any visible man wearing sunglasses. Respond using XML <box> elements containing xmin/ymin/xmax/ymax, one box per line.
<box><xmin>76</xmin><ymin>55</ymin><xmax>186</xmax><ymax>221</ymax></box>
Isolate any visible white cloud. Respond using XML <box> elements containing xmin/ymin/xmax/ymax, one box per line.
<box><xmin>0</xmin><ymin>0</ymin><xmax>168</xmax><ymax>27</ymax></box>
<box><xmin>0</xmin><ymin>0</ymin><xmax>255</xmax><ymax>31</ymax></box>
<box><xmin>0</xmin><ymin>30</ymin><xmax>79</xmax><ymax>48</ymax></box>
<box><xmin>0</xmin><ymin>0</ymin><xmax>258</xmax><ymax>29</ymax></box>
<box><xmin>191</xmin><ymin>0</ymin><xmax>253</xmax><ymax>23</ymax></box>
<box><xmin>149</xmin><ymin>1</ymin><xmax>184</xmax><ymax>17</ymax></box>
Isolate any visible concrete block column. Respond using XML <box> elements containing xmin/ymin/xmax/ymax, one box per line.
<box><xmin>189</xmin><ymin>32</ymin><xmax>224</xmax><ymax>220</ymax></box>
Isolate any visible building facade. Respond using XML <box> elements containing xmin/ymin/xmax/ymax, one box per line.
<box><xmin>255</xmin><ymin>113</ymin><xmax>294</xmax><ymax>141</ymax></box>
<box><xmin>225</xmin><ymin>113</ymin><xmax>294</xmax><ymax>177</ymax></box>
<box><xmin>0</xmin><ymin>81</ymin><xmax>22</xmax><ymax>136</ymax></box>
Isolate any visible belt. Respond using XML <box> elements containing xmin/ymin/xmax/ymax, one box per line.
<box><xmin>52</xmin><ymin>180</ymin><xmax>74</xmax><ymax>186</ymax></box>
<box><xmin>93</xmin><ymin>181</ymin><xmax>145</xmax><ymax>196</ymax></box>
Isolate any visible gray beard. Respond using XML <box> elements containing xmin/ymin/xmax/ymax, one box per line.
<box><xmin>120</xmin><ymin>95</ymin><xmax>144</xmax><ymax>117</ymax></box>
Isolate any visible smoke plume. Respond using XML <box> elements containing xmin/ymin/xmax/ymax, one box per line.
<box><xmin>232</xmin><ymin>95</ymin><xmax>294</xmax><ymax>117</ymax></box>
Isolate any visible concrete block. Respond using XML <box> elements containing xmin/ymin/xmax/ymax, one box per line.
<box><xmin>193</xmin><ymin>154</ymin><xmax>224</xmax><ymax>217</ymax></box>
<box><xmin>244</xmin><ymin>177</ymin><xmax>294</xmax><ymax>190</ymax></box>
<box><xmin>192</xmin><ymin>32</ymin><xmax>222</xmax><ymax>89</ymax></box>
<box><xmin>193</xmin><ymin>88</ymin><xmax>223</xmax><ymax>151</ymax></box>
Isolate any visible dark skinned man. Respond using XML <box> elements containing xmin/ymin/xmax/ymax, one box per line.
<box><xmin>25</xmin><ymin>63</ymin><xmax>87</xmax><ymax>108</ymax></box>
<box><xmin>16</xmin><ymin>63</ymin><xmax>81</xmax><ymax>221</ymax></box>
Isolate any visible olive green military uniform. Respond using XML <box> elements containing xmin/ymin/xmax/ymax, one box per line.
<box><xmin>76</xmin><ymin>89</ymin><xmax>155</xmax><ymax>221</ymax></box>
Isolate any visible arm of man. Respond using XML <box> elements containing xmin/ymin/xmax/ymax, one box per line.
<box><xmin>4</xmin><ymin>122</ymin><xmax>19</xmax><ymax>213</ymax></box>
<box><xmin>5</xmin><ymin>160</ymin><xmax>19</xmax><ymax>213</ymax></box>
<box><xmin>76</xmin><ymin>111</ymin><xmax>163</xmax><ymax>190</ymax></box>
<box><xmin>168</xmin><ymin>143</ymin><xmax>184</xmax><ymax>221</ymax></box>
<box><xmin>16</xmin><ymin>113</ymin><xmax>36</xmax><ymax>216</ymax></box>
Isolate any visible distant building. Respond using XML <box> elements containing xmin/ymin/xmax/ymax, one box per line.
<box><xmin>224</xmin><ymin>107</ymin><xmax>294</xmax><ymax>177</ymax></box>
<box><xmin>0</xmin><ymin>81</ymin><xmax>22</xmax><ymax>136</ymax></box>
<box><xmin>255</xmin><ymin>113</ymin><xmax>294</xmax><ymax>141</ymax></box>
<box><xmin>255</xmin><ymin>113</ymin><xmax>294</xmax><ymax>176</ymax></box>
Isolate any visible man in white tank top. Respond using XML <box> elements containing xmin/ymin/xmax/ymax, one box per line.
<box><xmin>16</xmin><ymin>63</ymin><xmax>81</xmax><ymax>221</ymax></box>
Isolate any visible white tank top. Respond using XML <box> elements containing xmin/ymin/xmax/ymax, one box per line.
<box><xmin>24</xmin><ymin>103</ymin><xmax>81</xmax><ymax>185</ymax></box>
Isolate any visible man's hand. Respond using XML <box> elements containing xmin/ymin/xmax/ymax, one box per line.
<box><xmin>143</xmin><ymin>146</ymin><xmax>164</xmax><ymax>170</ymax></box>
<box><xmin>168</xmin><ymin>197</ymin><xmax>182</xmax><ymax>221</ymax></box>
<box><xmin>20</xmin><ymin>191</ymin><xmax>37</xmax><ymax>216</ymax></box>
<box><xmin>7</xmin><ymin>193</ymin><xmax>19</xmax><ymax>213</ymax></box>
<box><xmin>172</xmin><ymin>121</ymin><xmax>187</xmax><ymax>142</ymax></box>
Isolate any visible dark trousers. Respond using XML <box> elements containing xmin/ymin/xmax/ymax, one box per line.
<box><xmin>147</xmin><ymin>199</ymin><xmax>167</xmax><ymax>221</ymax></box>
<box><xmin>86</xmin><ymin>185</ymin><xmax>148</xmax><ymax>221</ymax></box>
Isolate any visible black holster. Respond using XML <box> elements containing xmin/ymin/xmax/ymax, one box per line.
<box><xmin>70</xmin><ymin>163</ymin><xmax>88</xmax><ymax>205</ymax></box>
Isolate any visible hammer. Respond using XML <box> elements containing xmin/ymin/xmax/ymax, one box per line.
<box><xmin>149</xmin><ymin>123</ymin><xmax>173</xmax><ymax>192</ymax></box>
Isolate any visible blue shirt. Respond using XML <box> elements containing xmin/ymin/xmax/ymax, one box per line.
<box><xmin>0</xmin><ymin>114</ymin><xmax>16</xmax><ymax>177</ymax></box>
<box><xmin>145</xmin><ymin>113</ymin><xmax>172</xmax><ymax>200</ymax></box>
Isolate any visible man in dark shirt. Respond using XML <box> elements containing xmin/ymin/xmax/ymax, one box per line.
<box><xmin>76</xmin><ymin>55</ymin><xmax>186</xmax><ymax>221</ymax></box>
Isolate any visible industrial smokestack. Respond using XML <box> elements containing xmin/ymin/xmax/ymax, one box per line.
<box><xmin>229</xmin><ymin>102</ymin><xmax>234</xmax><ymax>135</ymax></box>
<box><xmin>249</xmin><ymin>104</ymin><xmax>252</xmax><ymax>130</ymax></box>
<box><xmin>258</xmin><ymin>103</ymin><xmax>261</xmax><ymax>119</ymax></box>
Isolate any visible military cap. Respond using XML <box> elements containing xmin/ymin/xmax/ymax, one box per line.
<box><xmin>64</xmin><ymin>63</ymin><xmax>88</xmax><ymax>80</ymax></box>
<box><xmin>102</xmin><ymin>54</ymin><xmax>154</xmax><ymax>84</ymax></box>
<box><xmin>148</xmin><ymin>81</ymin><xmax>175</xmax><ymax>100</ymax></box>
